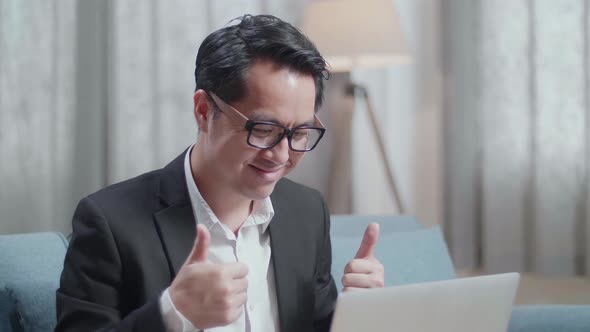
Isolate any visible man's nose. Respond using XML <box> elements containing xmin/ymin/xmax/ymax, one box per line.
<box><xmin>268</xmin><ymin>135</ymin><xmax>290</xmax><ymax>163</ymax></box>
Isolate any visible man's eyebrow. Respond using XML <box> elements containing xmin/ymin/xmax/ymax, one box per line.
<box><xmin>297</xmin><ymin>119</ymin><xmax>316</xmax><ymax>127</ymax></box>
<box><xmin>249</xmin><ymin>112</ymin><xmax>315</xmax><ymax>127</ymax></box>
<box><xmin>248</xmin><ymin>113</ymin><xmax>276</xmax><ymax>122</ymax></box>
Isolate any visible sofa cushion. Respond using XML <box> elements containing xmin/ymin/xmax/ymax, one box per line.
<box><xmin>0</xmin><ymin>232</ymin><xmax>68</xmax><ymax>332</ymax></box>
<box><xmin>508</xmin><ymin>305</ymin><xmax>590</xmax><ymax>332</ymax></box>
<box><xmin>331</xmin><ymin>222</ymin><xmax>456</xmax><ymax>290</ymax></box>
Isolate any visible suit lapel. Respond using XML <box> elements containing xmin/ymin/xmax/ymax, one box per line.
<box><xmin>153</xmin><ymin>148</ymin><xmax>197</xmax><ymax>277</ymax></box>
<box><xmin>269</xmin><ymin>220</ymin><xmax>297</xmax><ymax>332</ymax></box>
<box><xmin>154</xmin><ymin>203</ymin><xmax>196</xmax><ymax>277</ymax></box>
<box><xmin>269</xmin><ymin>184</ymin><xmax>299</xmax><ymax>332</ymax></box>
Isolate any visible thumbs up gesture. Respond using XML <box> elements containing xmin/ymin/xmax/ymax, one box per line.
<box><xmin>169</xmin><ymin>224</ymin><xmax>249</xmax><ymax>329</ymax></box>
<box><xmin>341</xmin><ymin>223</ymin><xmax>385</xmax><ymax>291</ymax></box>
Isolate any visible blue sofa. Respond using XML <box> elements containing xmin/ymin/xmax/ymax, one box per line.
<box><xmin>1</xmin><ymin>215</ymin><xmax>589</xmax><ymax>331</ymax></box>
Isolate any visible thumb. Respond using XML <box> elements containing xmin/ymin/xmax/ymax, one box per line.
<box><xmin>355</xmin><ymin>223</ymin><xmax>380</xmax><ymax>259</ymax></box>
<box><xmin>186</xmin><ymin>224</ymin><xmax>210</xmax><ymax>264</ymax></box>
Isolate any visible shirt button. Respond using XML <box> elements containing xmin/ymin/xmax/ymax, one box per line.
<box><xmin>249</xmin><ymin>304</ymin><xmax>255</xmax><ymax>311</ymax></box>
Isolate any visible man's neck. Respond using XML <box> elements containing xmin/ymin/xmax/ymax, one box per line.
<box><xmin>190</xmin><ymin>146</ymin><xmax>253</xmax><ymax>233</ymax></box>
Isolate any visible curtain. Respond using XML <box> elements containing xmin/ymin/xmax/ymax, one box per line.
<box><xmin>0</xmin><ymin>0</ymin><xmax>307</xmax><ymax>234</ymax></box>
<box><xmin>1</xmin><ymin>0</ymin><xmax>441</xmax><ymax>237</ymax></box>
<box><xmin>444</xmin><ymin>0</ymin><xmax>590</xmax><ymax>276</ymax></box>
<box><xmin>0</xmin><ymin>1</ymin><xmax>77</xmax><ymax>234</ymax></box>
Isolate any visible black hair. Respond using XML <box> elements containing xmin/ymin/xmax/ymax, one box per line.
<box><xmin>194</xmin><ymin>14</ymin><xmax>329</xmax><ymax>112</ymax></box>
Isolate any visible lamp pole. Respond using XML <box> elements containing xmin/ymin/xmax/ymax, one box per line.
<box><xmin>346</xmin><ymin>82</ymin><xmax>406</xmax><ymax>214</ymax></box>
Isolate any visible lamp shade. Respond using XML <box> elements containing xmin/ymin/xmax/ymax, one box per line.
<box><xmin>302</xmin><ymin>0</ymin><xmax>411</xmax><ymax>72</ymax></box>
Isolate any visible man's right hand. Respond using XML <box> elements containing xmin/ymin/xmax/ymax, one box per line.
<box><xmin>169</xmin><ymin>224</ymin><xmax>249</xmax><ymax>329</ymax></box>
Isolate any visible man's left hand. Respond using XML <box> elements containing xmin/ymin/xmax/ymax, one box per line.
<box><xmin>341</xmin><ymin>223</ymin><xmax>385</xmax><ymax>291</ymax></box>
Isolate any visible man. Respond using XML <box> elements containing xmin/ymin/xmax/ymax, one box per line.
<box><xmin>56</xmin><ymin>14</ymin><xmax>384</xmax><ymax>332</ymax></box>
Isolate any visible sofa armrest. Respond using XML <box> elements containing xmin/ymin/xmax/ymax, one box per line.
<box><xmin>508</xmin><ymin>305</ymin><xmax>590</xmax><ymax>332</ymax></box>
<box><xmin>0</xmin><ymin>232</ymin><xmax>68</xmax><ymax>332</ymax></box>
<box><xmin>0</xmin><ymin>287</ymin><xmax>18</xmax><ymax>332</ymax></box>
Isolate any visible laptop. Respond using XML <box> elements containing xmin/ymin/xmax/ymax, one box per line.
<box><xmin>330</xmin><ymin>272</ymin><xmax>520</xmax><ymax>332</ymax></box>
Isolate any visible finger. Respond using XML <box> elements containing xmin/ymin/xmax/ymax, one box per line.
<box><xmin>355</xmin><ymin>223</ymin><xmax>380</xmax><ymax>259</ymax></box>
<box><xmin>231</xmin><ymin>276</ymin><xmax>249</xmax><ymax>293</ymax></box>
<box><xmin>210</xmin><ymin>305</ymin><xmax>244</xmax><ymax>326</ymax></box>
<box><xmin>344</xmin><ymin>258</ymin><xmax>379</xmax><ymax>274</ymax></box>
<box><xmin>223</xmin><ymin>262</ymin><xmax>249</xmax><ymax>279</ymax></box>
<box><xmin>226</xmin><ymin>306</ymin><xmax>245</xmax><ymax>323</ymax></box>
<box><xmin>342</xmin><ymin>273</ymin><xmax>384</xmax><ymax>288</ymax></box>
<box><xmin>232</xmin><ymin>291</ymin><xmax>248</xmax><ymax>308</ymax></box>
<box><xmin>213</xmin><ymin>290</ymin><xmax>248</xmax><ymax>309</ymax></box>
<box><xmin>342</xmin><ymin>287</ymin><xmax>365</xmax><ymax>292</ymax></box>
<box><xmin>186</xmin><ymin>224</ymin><xmax>211</xmax><ymax>264</ymax></box>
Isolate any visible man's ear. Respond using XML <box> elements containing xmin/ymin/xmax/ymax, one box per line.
<box><xmin>193</xmin><ymin>89</ymin><xmax>212</xmax><ymax>133</ymax></box>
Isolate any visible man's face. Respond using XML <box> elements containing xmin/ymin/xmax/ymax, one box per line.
<box><xmin>199</xmin><ymin>60</ymin><xmax>317</xmax><ymax>200</ymax></box>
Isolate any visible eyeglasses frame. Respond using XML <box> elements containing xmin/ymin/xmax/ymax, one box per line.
<box><xmin>207</xmin><ymin>92</ymin><xmax>326</xmax><ymax>152</ymax></box>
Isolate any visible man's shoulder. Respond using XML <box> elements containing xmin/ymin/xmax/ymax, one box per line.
<box><xmin>84</xmin><ymin>149</ymin><xmax>187</xmax><ymax>208</ymax></box>
<box><xmin>83</xmin><ymin>168</ymin><xmax>163</xmax><ymax>213</ymax></box>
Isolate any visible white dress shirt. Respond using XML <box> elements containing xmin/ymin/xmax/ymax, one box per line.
<box><xmin>159</xmin><ymin>145</ymin><xmax>280</xmax><ymax>332</ymax></box>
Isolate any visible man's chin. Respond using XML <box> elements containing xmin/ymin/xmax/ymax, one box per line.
<box><xmin>244</xmin><ymin>181</ymin><xmax>279</xmax><ymax>201</ymax></box>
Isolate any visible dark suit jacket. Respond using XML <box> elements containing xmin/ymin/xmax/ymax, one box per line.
<box><xmin>55</xmin><ymin>151</ymin><xmax>337</xmax><ymax>332</ymax></box>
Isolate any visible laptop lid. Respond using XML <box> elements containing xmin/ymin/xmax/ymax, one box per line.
<box><xmin>331</xmin><ymin>272</ymin><xmax>520</xmax><ymax>332</ymax></box>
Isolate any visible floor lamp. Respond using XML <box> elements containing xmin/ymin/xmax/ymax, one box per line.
<box><xmin>303</xmin><ymin>0</ymin><xmax>411</xmax><ymax>214</ymax></box>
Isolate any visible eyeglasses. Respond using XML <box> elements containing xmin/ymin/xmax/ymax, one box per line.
<box><xmin>208</xmin><ymin>92</ymin><xmax>326</xmax><ymax>152</ymax></box>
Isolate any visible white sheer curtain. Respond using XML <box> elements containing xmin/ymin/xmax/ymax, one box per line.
<box><xmin>0</xmin><ymin>0</ymin><xmax>307</xmax><ymax>234</ymax></box>
<box><xmin>1</xmin><ymin>0</ymin><xmax>442</xmax><ymax>236</ymax></box>
<box><xmin>444</xmin><ymin>0</ymin><xmax>590</xmax><ymax>276</ymax></box>
<box><xmin>0</xmin><ymin>1</ymin><xmax>77</xmax><ymax>234</ymax></box>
